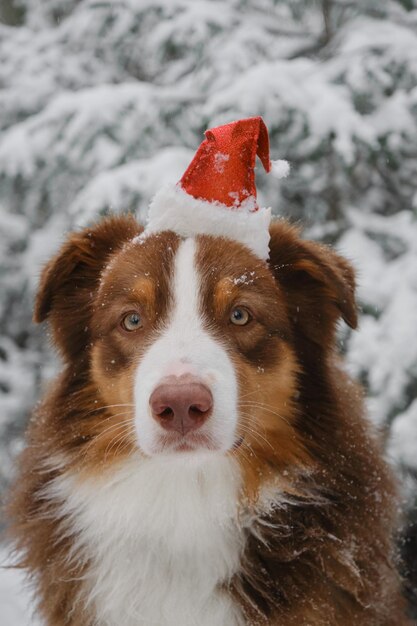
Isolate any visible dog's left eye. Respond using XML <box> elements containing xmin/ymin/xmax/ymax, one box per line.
<box><xmin>230</xmin><ymin>307</ymin><xmax>251</xmax><ymax>326</ymax></box>
<box><xmin>121</xmin><ymin>311</ymin><xmax>143</xmax><ymax>332</ymax></box>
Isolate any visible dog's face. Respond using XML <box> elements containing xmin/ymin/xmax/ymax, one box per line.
<box><xmin>91</xmin><ymin>233</ymin><xmax>294</xmax><ymax>458</ymax></box>
<box><xmin>35</xmin><ymin>215</ymin><xmax>356</xmax><ymax>490</ymax></box>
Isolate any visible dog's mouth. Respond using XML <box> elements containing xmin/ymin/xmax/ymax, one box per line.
<box><xmin>153</xmin><ymin>433</ymin><xmax>245</xmax><ymax>455</ymax></box>
<box><xmin>156</xmin><ymin>431</ymin><xmax>217</xmax><ymax>453</ymax></box>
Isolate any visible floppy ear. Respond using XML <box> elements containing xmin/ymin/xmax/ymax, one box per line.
<box><xmin>34</xmin><ymin>214</ymin><xmax>142</xmax><ymax>360</ymax></box>
<box><xmin>268</xmin><ymin>221</ymin><xmax>357</xmax><ymax>346</ymax></box>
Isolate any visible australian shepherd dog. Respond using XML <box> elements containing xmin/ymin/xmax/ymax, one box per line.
<box><xmin>7</xmin><ymin>216</ymin><xmax>411</xmax><ymax>625</ymax></box>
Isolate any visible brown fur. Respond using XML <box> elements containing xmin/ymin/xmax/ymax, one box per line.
<box><xmin>6</xmin><ymin>216</ymin><xmax>411</xmax><ymax>625</ymax></box>
<box><xmin>230</xmin><ymin>223</ymin><xmax>410</xmax><ymax>625</ymax></box>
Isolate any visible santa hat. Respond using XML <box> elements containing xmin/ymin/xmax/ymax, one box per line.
<box><xmin>146</xmin><ymin>116</ymin><xmax>289</xmax><ymax>260</ymax></box>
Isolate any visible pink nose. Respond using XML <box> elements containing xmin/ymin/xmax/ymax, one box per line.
<box><xmin>149</xmin><ymin>375</ymin><xmax>213</xmax><ymax>435</ymax></box>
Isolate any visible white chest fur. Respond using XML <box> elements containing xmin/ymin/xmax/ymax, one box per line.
<box><xmin>48</xmin><ymin>453</ymin><xmax>246</xmax><ymax>626</ymax></box>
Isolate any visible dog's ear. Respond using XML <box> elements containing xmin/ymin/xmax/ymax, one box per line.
<box><xmin>34</xmin><ymin>214</ymin><xmax>142</xmax><ymax>360</ymax></box>
<box><xmin>268</xmin><ymin>221</ymin><xmax>357</xmax><ymax>346</ymax></box>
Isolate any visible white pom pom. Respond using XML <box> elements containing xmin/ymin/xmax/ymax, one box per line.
<box><xmin>270</xmin><ymin>159</ymin><xmax>290</xmax><ymax>179</ymax></box>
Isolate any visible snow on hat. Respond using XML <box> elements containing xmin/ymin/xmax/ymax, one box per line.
<box><xmin>146</xmin><ymin>116</ymin><xmax>289</xmax><ymax>260</ymax></box>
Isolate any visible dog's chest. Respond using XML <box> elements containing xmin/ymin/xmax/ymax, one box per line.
<box><xmin>52</xmin><ymin>455</ymin><xmax>246</xmax><ymax>626</ymax></box>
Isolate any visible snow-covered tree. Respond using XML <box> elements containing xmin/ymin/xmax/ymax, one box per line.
<box><xmin>1</xmin><ymin>0</ymin><xmax>416</xmax><ymax>602</ymax></box>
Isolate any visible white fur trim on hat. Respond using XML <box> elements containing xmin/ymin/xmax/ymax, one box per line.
<box><xmin>146</xmin><ymin>184</ymin><xmax>271</xmax><ymax>260</ymax></box>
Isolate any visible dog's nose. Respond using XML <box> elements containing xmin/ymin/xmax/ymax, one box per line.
<box><xmin>149</xmin><ymin>375</ymin><xmax>213</xmax><ymax>435</ymax></box>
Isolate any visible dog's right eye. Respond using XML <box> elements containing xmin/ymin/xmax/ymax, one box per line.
<box><xmin>121</xmin><ymin>311</ymin><xmax>143</xmax><ymax>332</ymax></box>
<box><xmin>230</xmin><ymin>306</ymin><xmax>251</xmax><ymax>326</ymax></box>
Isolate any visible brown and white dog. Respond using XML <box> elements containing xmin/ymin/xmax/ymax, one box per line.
<box><xmin>8</xmin><ymin>215</ymin><xmax>411</xmax><ymax>626</ymax></box>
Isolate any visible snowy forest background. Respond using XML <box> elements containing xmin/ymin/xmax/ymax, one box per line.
<box><xmin>1</xmin><ymin>0</ymin><xmax>417</xmax><ymax>622</ymax></box>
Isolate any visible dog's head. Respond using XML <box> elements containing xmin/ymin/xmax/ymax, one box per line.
<box><xmin>35</xmin><ymin>215</ymin><xmax>356</xmax><ymax>487</ymax></box>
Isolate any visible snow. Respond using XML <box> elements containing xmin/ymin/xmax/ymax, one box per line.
<box><xmin>214</xmin><ymin>152</ymin><xmax>230</xmax><ymax>174</ymax></box>
<box><xmin>0</xmin><ymin>549</ymin><xmax>41</xmax><ymax>626</ymax></box>
<box><xmin>205</xmin><ymin>58</ymin><xmax>377</xmax><ymax>164</ymax></box>
<box><xmin>0</xmin><ymin>82</ymin><xmax>191</xmax><ymax>178</ymax></box>
<box><xmin>389</xmin><ymin>399</ymin><xmax>417</xmax><ymax>471</ymax></box>
<box><xmin>339</xmin><ymin>209</ymin><xmax>417</xmax><ymax>426</ymax></box>
<box><xmin>232</xmin><ymin>272</ymin><xmax>257</xmax><ymax>286</ymax></box>
<box><xmin>70</xmin><ymin>147</ymin><xmax>194</xmax><ymax>227</ymax></box>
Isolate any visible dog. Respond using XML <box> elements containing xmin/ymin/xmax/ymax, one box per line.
<box><xmin>7</xmin><ymin>214</ymin><xmax>411</xmax><ymax>626</ymax></box>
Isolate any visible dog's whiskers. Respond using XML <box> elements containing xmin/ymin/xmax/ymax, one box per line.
<box><xmin>237</xmin><ymin>416</ymin><xmax>276</xmax><ymax>453</ymax></box>
<box><xmin>239</xmin><ymin>401</ymin><xmax>292</xmax><ymax>427</ymax></box>
<box><xmin>83</xmin><ymin>418</ymin><xmax>134</xmax><ymax>455</ymax></box>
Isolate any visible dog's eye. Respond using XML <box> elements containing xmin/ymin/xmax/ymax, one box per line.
<box><xmin>121</xmin><ymin>311</ymin><xmax>143</xmax><ymax>332</ymax></box>
<box><xmin>230</xmin><ymin>307</ymin><xmax>251</xmax><ymax>326</ymax></box>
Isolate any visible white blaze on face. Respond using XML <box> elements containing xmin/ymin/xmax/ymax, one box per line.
<box><xmin>134</xmin><ymin>237</ymin><xmax>238</xmax><ymax>456</ymax></box>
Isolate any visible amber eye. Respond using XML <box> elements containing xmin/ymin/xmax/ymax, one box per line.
<box><xmin>121</xmin><ymin>311</ymin><xmax>143</xmax><ymax>332</ymax></box>
<box><xmin>230</xmin><ymin>307</ymin><xmax>251</xmax><ymax>326</ymax></box>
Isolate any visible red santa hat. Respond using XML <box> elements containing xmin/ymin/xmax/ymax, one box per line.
<box><xmin>146</xmin><ymin>116</ymin><xmax>289</xmax><ymax>260</ymax></box>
